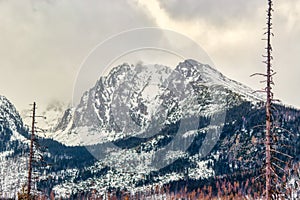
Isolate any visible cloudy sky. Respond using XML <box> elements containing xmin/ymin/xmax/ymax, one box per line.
<box><xmin>0</xmin><ymin>0</ymin><xmax>299</xmax><ymax>112</ymax></box>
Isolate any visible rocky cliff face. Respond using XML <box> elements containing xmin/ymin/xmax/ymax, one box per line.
<box><xmin>52</xmin><ymin>59</ymin><xmax>262</xmax><ymax>146</ymax></box>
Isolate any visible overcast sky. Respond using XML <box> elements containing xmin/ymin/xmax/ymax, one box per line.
<box><xmin>0</xmin><ymin>0</ymin><xmax>299</xmax><ymax>112</ymax></box>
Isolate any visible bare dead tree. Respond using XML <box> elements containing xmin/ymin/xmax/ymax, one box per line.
<box><xmin>251</xmin><ymin>0</ymin><xmax>275</xmax><ymax>199</ymax></box>
<box><xmin>27</xmin><ymin>102</ymin><xmax>36</xmax><ymax>199</ymax></box>
<box><xmin>251</xmin><ymin>1</ymin><xmax>297</xmax><ymax>199</ymax></box>
<box><xmin>265</xmin><ymin>0</ymin><xmax>274</xmax><ymax>198</ymax></box>
<box><xmin>18</xmin><ymin>102</ymin><xmax>49</xmax><ymax>199</ymax></box>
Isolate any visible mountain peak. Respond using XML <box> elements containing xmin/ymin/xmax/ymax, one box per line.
<box><xmin>176</xmin><ymin>59</ymin><xmax>224</xmax><ymax>83</ymax></box>
<box><xmin>50</xmin><ymin>59</ymin><xmax>264</xmax><ymax>146</ymax></box>
<box><xmin>0</xmin><ymin>95</ymin><xmax>23</xmax><ymax>132</ymax></box>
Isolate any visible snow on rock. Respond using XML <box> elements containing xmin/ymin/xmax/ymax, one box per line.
<box><xmin>0</xmin><ymin>96</ymin><xmax>30</xmax><ymax>198</ymax></box>
<box><xmin>51</xmin><ymin>59</ymin><xmax>263</xmax><ymax>146</ymax></box>
<box><xmin>0</xmin><ymin>95</ymin><xmax>23</xmax><ymax>133</ymax></box>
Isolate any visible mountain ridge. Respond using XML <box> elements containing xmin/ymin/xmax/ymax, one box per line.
<box><xmin>51</xmin><ymin>59</ymin><xmax>264</xmax><ymax>146</ymax></box>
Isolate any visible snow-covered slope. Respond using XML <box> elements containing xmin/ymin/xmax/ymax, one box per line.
<box><xmin>0</xmin><ymin>95</ymin><xmax>29</xmax><ymax>145</ymax></box>
<box><xmin>52</xmin><ymin>59</ymin><xmax>263</xmax><ymax>146</ymax></box>
<box><xmin>0</xmin><ymin>95</ymin><xmax>29</xmax><ymax>198</ymax></box>
<box><xmin>0</xmin><ymin>95</ymin><xmax>24</xmax><ymax>135</ymax></box>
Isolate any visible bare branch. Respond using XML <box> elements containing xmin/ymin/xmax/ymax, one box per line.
<box><xmin>250</xmin><ymin>73</ymin><xmax>267</xmax><ymax>77</ymax></box>
<box><xmin>270</xmin><ymin>149</ymin><xmax>293</xmax><ymax>159</ymax></box>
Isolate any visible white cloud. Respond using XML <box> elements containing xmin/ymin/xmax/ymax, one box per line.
<box><xmin>139</xmin><ymin>0</ymin><xmax>300</xmax><ymax>108</ymax></box>
<box><xmin>0</xmin><ymin>0</ymin><xmax>156</xmax><ymax>111</ymax></box>
<box><xmin>0</xmin><ymin>0</ymin><xmax>299</xmax><ymax>111</ymax></box>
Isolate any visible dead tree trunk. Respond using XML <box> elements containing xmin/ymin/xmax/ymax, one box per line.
<box><xmin>27</xmin><ymin>102</ymin><xmax>36</xmax><ymax>199</ymax></box>
<box><xmin>265</xmin><ymin>0</ymin><xmax>273</xmax><ymax>199</ymax></box>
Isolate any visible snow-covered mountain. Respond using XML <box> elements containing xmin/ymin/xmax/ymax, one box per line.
<box><xmin>0</xmin><ymin>95</ymin><xmax>29</xmax><ymax>198</ymax></box>
<box><xmin>0</xmin><ymin>96</ymin><xmax>95</xmax><ymax>198</ymax></box>
<box><xmin>42</xmin><ymin>59</ymin><xmax>273</xmax><ymax>197</ymax></box>
<box><xmin>0</xmin><ymin>95</ymin><xmax>24</xmax><ymax>137</ymax></box>
<box><xmin>43</xmin><ymin>60</ymin><xmax>300</xmax><ymax>198</ymax></box>
<box><xmin>1</xmin><ymin>59</ymin><xmax>299</xmax><ymax>198</ymax></box>
<box><xmin>51</xmin><ymin>59</ymin><xmax>263</xmax><ymax>146</ymax></box>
